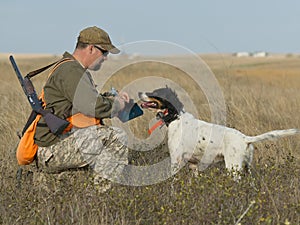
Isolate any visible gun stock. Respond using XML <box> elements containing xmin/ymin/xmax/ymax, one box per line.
<box><xmin>39</xmin><ymin>110</ymin><xmax>70</xmax><ymax>135</ymax></box>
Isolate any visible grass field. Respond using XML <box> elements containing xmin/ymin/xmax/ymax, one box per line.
<box><xmin>0</xmin><ymin>53</ymin><xmax>299</xmax><ymax>224</ymax></box>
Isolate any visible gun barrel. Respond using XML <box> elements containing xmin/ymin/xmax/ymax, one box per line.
<box><xmin>9</xmin><ymin>55</ymin><xmax>25</xmax><ymax>91</ymax></box>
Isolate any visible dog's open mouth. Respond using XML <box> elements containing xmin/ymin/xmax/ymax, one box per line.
<box><xmin>140</xmin><ymin>101</ymin><xmax>159</xmax><ymax>109</ymax></box>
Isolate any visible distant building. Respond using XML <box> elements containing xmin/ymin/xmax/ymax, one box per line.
<box><xmin>252</xmin><ymin>51</ymin><xmax>268</xmax><ymax>57</ymax></box>
<box><xmin>234</xmin><ymin>52</ymin><xmax>250</xmax><ymax>57</ymax></box>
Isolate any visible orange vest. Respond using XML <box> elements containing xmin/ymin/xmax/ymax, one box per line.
<box><xmin>16</xmin><ymin>59</ymin><xmax>100</xmax><ymax>165</ymax></box>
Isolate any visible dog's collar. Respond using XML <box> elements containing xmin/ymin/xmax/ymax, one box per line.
<box><xmin>148</xmin><ymin>119</ymin><xmax>165</xmax><ymax>135</ymax></box>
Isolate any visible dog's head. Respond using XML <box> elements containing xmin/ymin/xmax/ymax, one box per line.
<box><xmin>138</xmin><ymin>87</ymin><xmax>184</xmax><ymax>126</ymax></box>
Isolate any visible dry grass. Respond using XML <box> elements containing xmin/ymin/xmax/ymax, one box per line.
<box><xmin>0</xmin><ymin>53</ymin><xmax>299</xmax><ymax>224</ymax></box>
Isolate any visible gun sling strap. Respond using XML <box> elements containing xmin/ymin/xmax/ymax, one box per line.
<box><xmin>26</xmin><ymin>60</ymin><xmax>59</xmax><ymax>78</ymax></box>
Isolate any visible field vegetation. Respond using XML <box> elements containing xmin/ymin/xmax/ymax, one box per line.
<box><xmin>0</xmin><ymin>53</ymin><xmax>299</xmax><ymax>224</ymax></box>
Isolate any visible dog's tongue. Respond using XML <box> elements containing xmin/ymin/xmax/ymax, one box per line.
<box><xmin>140</xmin><ymin>102</ymin><xmax>155</xmax><ymax>108</ymax></box>
<box><xmin>140</xmin><ymin>102</ymin><xmax>150</xmax><ymax>108</ymax></box>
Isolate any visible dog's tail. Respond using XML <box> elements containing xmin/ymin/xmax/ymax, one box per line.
<box><xmin>245</xmin><ymin>129</ymin><xmax>300</xmax><ymax>144</ymax></box>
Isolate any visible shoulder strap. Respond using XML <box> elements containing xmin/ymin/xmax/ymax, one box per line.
<box><xmin>26</xmin><ymin>57</ymin><xmax>74</xmax><ymax>79</ymax></box>
<box><xmin>26</xmin><ymin>60</ymin><xmax>59</xmax><ymax>79</ymax></box>
<box><xmin>40</xmin><ymin>58</ymin><xmax>73</xmax><ymax>106</ymax></box>
<box><xmin>48</xmin><ymin>58</ymin><xmax>73</xmax><ymax>77</ymax></box>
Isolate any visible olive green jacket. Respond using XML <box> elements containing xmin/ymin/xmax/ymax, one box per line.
<box><xmin>35</xmin><ymin>52</ymin><xmax>116</xmax><ymax>147</ymax></box>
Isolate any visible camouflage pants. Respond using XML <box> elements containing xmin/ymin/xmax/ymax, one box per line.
<box><xmin>37</xmin><ymin>125</ymin><xmax>129</xmax><ymax>182</ymax></box>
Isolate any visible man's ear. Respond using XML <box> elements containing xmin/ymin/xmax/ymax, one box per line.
<box><xmin>87</xmin><ymin>45</ymin><xmax>94</xmax><ymax>54</ymax></box>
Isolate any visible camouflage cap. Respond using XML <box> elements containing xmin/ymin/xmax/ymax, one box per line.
<box><xmin>78</xmin><ymin>26</ymin><xmax>120</xmax><ymax>54</ymax></box>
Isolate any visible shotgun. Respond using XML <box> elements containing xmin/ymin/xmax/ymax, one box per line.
<box><xmin>9</xmin><ymin>55</ymin><xmax>70</xmax><ymax>135</ymax></box>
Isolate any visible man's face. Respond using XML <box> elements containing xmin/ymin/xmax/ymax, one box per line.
<box><xmin>88</xmin><ymin>45</ymin><xmax>109</xmax><ymax>71</ymax></box>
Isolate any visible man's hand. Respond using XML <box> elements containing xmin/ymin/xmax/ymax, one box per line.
<box><xmin>116</xmin><ymin>91</ymin><xmax>130</xmax><ymax>110</ymax></box>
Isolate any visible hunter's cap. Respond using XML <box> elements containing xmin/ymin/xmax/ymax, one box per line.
<box><xmin>78</xmin><ymin>26</ymin><xmax>120</xmax><ymax>54</ymax></box>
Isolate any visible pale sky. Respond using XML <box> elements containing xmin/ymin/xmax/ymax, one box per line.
<box><xmin>1</xmin><ymin>0</ymin><xmax>300</xmax><ymax>55</ymax></box>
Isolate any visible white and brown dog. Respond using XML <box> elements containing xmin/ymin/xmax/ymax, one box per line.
<box><xmin>139</xmin><ymin>87</ymin><xmax>300</xmax><ymax>179</ymax></box>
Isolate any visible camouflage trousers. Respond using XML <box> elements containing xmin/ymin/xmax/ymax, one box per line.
<box><xmin>37</xmin><ymin>125</ymin><xmax>129</xmax><ymax>183</ymax></box>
